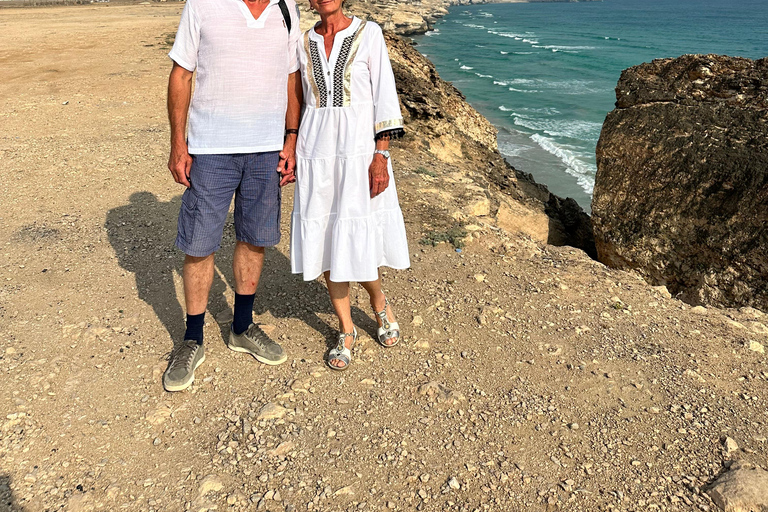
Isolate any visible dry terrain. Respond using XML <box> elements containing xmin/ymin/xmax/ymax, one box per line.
<box><xmin>0</xmin><ymin>5</ymin><xmax>767</xmax><ymax>512</ymax></box>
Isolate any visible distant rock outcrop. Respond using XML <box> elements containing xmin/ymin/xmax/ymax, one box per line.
<box><xmin>592</xmin><ymin>54</ymin><xmax>768</xmax><ymax>309</ymax></box>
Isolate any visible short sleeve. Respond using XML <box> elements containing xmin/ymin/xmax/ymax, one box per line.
<box><xmin>367</xmin><ymin>24</ymin><xmax>404</xmax><ymax>137</ymax></box>
<box><xmin>168</xmin><ymin>1</ymin><xmax>201</xmax><ymax>72</ymax></box>
<box><xmin>287</xmin><ymin>0</ymin><xmax>301</xmax><ymax>73</ymax></box>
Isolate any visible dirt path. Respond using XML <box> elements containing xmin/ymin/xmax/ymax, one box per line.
<box><xmin>0</xmin><ymin>5</ymin><xmax>766</xmax><ymax>512</ymax></box>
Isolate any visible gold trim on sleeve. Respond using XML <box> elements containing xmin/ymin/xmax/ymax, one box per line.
<box><xmin>375</xmin><ymin>118</ymin><xmax>404</xmax><ymax>133</ymax></box>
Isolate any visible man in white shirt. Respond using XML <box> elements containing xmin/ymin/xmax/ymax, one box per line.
<box><xmin>162</xmin><ymin>0</ymin><xmax>301</xmax><ymax>392</ymax></box>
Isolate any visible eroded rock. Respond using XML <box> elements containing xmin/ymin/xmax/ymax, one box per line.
<box><xmin>707</xmin><ymin>464</ymin><xmax>768</xmax><ymax>512</ymax></box>
<box><xmin>593</xmin><ymin>54</ymin><xmax>768</xmax><ymax>310</ymax></box>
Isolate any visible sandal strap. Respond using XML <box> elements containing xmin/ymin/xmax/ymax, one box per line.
<box><xmin>328</xmin><ymin>348</ymin><xmax>351</xmax><ymax>368</ymax></box>
<box><xmin>378</xmin><ymin>323</ymin><xmax>400</xmax><ymax>343</ymax></box>
<box><xmin>375</xmin><ymin>297</ymin><xmax>392</xmax><ymax>330</ymax></box>
<box><xmin>335</xmin><ymin>328</ymin><xmax>357</xmax><ymax>351</ymax></box>
<box><xmin>329</xmin><ymin>328</ymin><xmax>356</xmax><ymax>369</ymax></box>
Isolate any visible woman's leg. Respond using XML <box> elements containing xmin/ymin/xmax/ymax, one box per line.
<box><xmin>359</xmin><ymin>277</ymin><xmax>398</xmax><ymax>346</ymax></box>
<box><xmin>324</xmin><ymin>271</ymin><xmax>355</xmax><ymax>368</ymax></box>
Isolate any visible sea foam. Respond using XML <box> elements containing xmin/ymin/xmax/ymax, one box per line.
<box><xmin>513</xmin><ymin>117</ymin><xmax>602</xmax><ymax>141</ymax></box>
<box><xmin>530</xmin><ymin>134</ymin><xmax>595</xmax><ymax>194</ymax></box>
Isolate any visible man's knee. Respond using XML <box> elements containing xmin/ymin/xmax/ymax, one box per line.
<box><xmin>235</xmin><ymin>241</ymin><xmax>266</xmax><ymax>254</ymax></box>
<box><xmin>184</xmin><ymin>252</ymin><xmax>215</xmax><ymax>266</ymax></box>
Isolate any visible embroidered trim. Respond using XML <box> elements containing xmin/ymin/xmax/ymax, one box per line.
<box><xmin>332</xmin><ymin>28</ymin><xmax>356</xmax><ymax>107</ymax></box>
<box><xmin>305</xmin><ymin>33</ymin><xmax>327</xmax><ymax>108</ymax></box>
<box><xmin>375</xmin><ymin>118</ymin><xmax>404</xmax><ymax>133</ymax></box>
<box><xmin>342</xmin><ymin>22</ymin><xmax>366</xmax><ymax>107</ymax></box>
<box><xmin>374</xmin><ymin>128</ymin><xmax>405</xmax><ymax>141</ymax></box>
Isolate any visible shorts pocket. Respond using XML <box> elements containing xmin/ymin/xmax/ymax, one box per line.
<box><xmin>177</xmin><ymin>188</ymin><xmax>198</xmax><ymax>243</ymax></box>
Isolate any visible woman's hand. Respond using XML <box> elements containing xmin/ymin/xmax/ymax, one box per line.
<box><xmin>369</xmin><ymin>153</ymin><xmax>389</xmax><ymax>198</ymax></box>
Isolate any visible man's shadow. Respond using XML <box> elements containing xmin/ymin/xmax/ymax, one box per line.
<box><xmin>105</xmin><ymin>192</ymin><xmax>377</xmax><ymax>355</ymax></box>
<box><xmin>105</xmin><ymin>192</ymin><xmax>230</xmax><ymax>350</ymax></box>
<box><xmin>0</xmin><ymin>475</ymin><xmax>25</xmax><ymax>512</ymax></box>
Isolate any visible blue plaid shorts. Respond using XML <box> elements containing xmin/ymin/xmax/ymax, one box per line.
<box><xmin>175</xmin><ymin>152</ymin><xmax>281</xmax><ymax>257</ymax></box>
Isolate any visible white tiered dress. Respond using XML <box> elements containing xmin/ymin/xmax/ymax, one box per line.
<box><xmin>290</xmin><ymin>18</ymin><xmax>411</xmax><ymax>282</ymax></box>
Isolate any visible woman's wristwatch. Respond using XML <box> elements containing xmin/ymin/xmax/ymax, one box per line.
<box><xmin>374</xmin><ymin>150</ymin><xmax>390</xmax><ymax>159</ymax></box>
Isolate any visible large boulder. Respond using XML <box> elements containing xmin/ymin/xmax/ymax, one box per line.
<box><xmin>592</xmin><ymin>54</ymin><xmax>768</xmax><ymax>309</ymax></box>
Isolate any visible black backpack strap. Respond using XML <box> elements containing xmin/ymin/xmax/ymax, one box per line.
<box><xmin>277</xmin><ymin>0</ymin><xmax>291</xmax><ymax>34</ymax></box>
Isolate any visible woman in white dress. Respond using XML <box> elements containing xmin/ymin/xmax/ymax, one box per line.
<box><xmin>289</xmin><ymin>0</ymin><xmax>410</xmax><ymax>370</ymax></box>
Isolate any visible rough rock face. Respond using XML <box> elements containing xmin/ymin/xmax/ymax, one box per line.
<box><xmin>592</xmin><ymin>54</ymin><xmax>768</xmax><ymax>309</ymax></box>
<box><xmin>384</xmin><ymin>33</ymin><xmax>498</xmax><ymax>153</ymax></box>
<box><xmin>706</xmin><ymin>463</ymin><xmax>768</xmax><ymax>512</ymax></box>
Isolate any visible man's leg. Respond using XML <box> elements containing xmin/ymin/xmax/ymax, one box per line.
<box><xmin>225</xmin><ymin>152</ymin><xmax>286</xmax><ymax>365</ymax></box>
<box><xmin>231</xmin><ymin>241</ymin><xmax>265</xmax><ymax>335</ymax></box>
<box><xmin>183</xmin><ymin>252</ymin><xmax>215</xmax><ymax>342</ymax></box>
<box><xmin>162</xmin><ymin>253</ymin><xmax>215</xmax><ymax>392</ymax></box>
<box><xmin>165</xmin><ymin>154</ymin><xmax>238</xmax><ymax>391</ymax></box>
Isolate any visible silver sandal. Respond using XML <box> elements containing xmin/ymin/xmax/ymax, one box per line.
<box><xmin>327</xmin><ymin>327</ymin><xmax>357</xmax><ymax>371</ymax></box>
<box><xmin>374</xmin><ymin>297</ymin><xmax>400</xmax><ymax>347</ymax></box>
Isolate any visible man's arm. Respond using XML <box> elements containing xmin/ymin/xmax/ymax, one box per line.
<box><xmin>278</xmin><ymin>70</ymin><xmax>302</xmax><ymax>186</ymax></box>
<box><xmin>167</xmin><ymin>62</ymin><xmax>194</xmax><ymax>188</ymax></box>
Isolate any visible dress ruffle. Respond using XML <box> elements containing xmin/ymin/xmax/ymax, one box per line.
<box><xmin>290</xmin><ymin>208</ymin><xmax>410</xmax><ymax>282</ymax></box>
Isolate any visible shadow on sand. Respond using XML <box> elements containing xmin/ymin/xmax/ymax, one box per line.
<box><xmin>0</xmin><ymin>475</ymin><xmax>25</xmax><ymax>512</ymax></box>
<box><xmin>105</xmin><ymin>191</ymin><xmax>379</xmax><ymax>357</ymax></box>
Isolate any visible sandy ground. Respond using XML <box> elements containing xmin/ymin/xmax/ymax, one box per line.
<box><xmin>1</xmin><ymin>5</ymin><xmax>767</xmax><ymax>512</ymax></box>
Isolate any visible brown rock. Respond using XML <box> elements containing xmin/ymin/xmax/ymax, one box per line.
<box><xmin>198</xmin><ymin>474</ymin><xmax>224</xmax><ymax>496</ymax></box>
<box><xmin>707</xmin><ymin>464</ymin><xmax>768</xmax><ymax>512</ymax></box>
<box><xmin>267</xmin><ymin>441</ymin><xmax>295</xmax><ymax>458</ymax></box>
<box><xmin>257</xmin><ymin>403</ymin><xmax>288</xmax><ymax>420</ymax></box>
<box><xmin>593</xmin><ymin>54</ymin><xmax>768</xmax><ymax>310</ymax></box>
<box><xmin>495</xmin><ymin>198</ymin><xmax>555</xmax><ymax>245</ymax></box>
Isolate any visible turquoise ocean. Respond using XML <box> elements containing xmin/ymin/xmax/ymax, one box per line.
<box><xmin>412</xmin><ymin>0</ymin><xmax>768</xmax><ymax>210</ymax></box>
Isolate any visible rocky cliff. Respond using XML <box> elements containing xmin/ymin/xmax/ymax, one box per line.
<box><xmin>382</xmin><ymin>32</ymin><xmax>596</xmax><ymax>256</ymax></box>
<box><xmin>592</xmin><ymin>54</ymin><xmax>768</xmax><ymax>309</ymax></box>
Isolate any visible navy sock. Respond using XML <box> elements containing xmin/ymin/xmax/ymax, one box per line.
<box><xmin>184</xmin><ymin>312</ymin><xmax>205</xmax><ymax>345</ymax></box>
<box><xmin>232</xmin><ymin>293</ymin><xmax>255</xmax><ymax>335</ymax></box>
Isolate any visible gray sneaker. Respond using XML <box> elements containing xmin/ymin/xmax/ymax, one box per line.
<box><xmin>228</xmin><ymin>323</ymin><xmax>287</xmax><ymax>365</ymax></box>
<box><xmin>162</xmin><ymin>340</ymin><xmax>205</xmax><ymax>392</ymax></box>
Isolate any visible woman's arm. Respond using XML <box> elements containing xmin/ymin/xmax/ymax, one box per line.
<box><xmin>368</xmin><ymin>25</ymin><xmax>403</xmax><ymax>198</ymax></box>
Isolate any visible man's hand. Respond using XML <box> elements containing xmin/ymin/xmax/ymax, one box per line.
<box><xmin>278</xmin><ymin>135</ymin><xmax>297</xmax><ymax>187</ymax></box>
<box><xmin>168</xmin><ymin>144</ymin><xmax>193</xmax><ymax>187</ymax></box>
<box><xmin>369</xmin><ymin>153</ymin><xmax>389</xmax><ymax>198</ymax></box>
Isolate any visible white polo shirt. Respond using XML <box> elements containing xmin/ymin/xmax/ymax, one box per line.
<box><xmin>169</xmin><ymin>0</ymin><xmax>300</xmax><ymax>154</ymax></box>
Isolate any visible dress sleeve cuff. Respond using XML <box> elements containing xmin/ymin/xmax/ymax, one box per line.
<box><xmin>374</xmin><ymin>118</ymin><xmax>404</xmax><ymax>135</ymax></box>
<box><xmin>374</xmin><ymin>128</ymin><xmax>405</xmax><ymax>141</ymax></box>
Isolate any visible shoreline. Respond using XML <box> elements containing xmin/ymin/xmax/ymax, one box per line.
<box><xmin>408</xmin><ymin>1</ymin><xmax>598</xmax><ymax>210</ymax></box>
